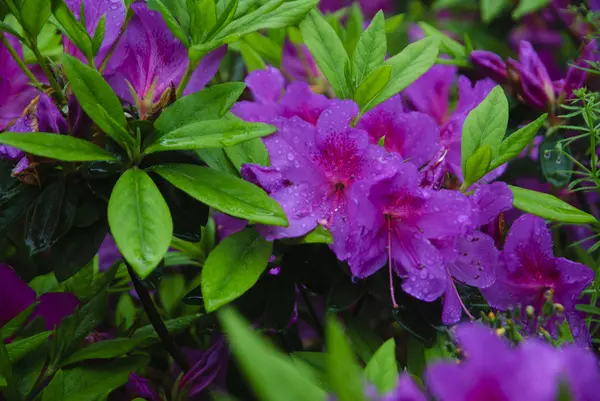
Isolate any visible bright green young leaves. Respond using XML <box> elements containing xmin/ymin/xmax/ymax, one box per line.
<box><xmin>108</xmin><ymin>168</ymin><xmax>173</xmax><ymax>279</ymax></box>
<box><xmin>202</xmin><ymin>228</ymin><xmax>273</xmax><ymax>312</ymax></box>
<box><xmin>364</xmin><ymin>339</ymin><xmax>398</xmax><ymax>394</ymax></box>
<box><xmin>299</xmin><ymin>8</ymin><xmax>439</xmax><ymax>114</ymax></box>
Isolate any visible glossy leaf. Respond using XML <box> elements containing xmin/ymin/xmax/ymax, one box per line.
<box><xmin>108</xmin><ymin>168</ymin><xmax>173</xmax><ymax>279</ymax></box>
<box><xmin>60</xmin><ymin>338</ymin><xmax>143</xmax><ymax>367</ymax></box>
<box><xmin>219</xmin><ymin>308</ymin><xmax>327</xmax><ymax>401</ymax></box>
<box><xmin>51</xmin><ymin>0</ymin><xmax>93</xmax><ymax>61</ymax></box>
<box><xmin>19</xmin><ymin>0</ymin><xmax>51</xmax><ymax>37</ymax></box>
<box><xmin>539</xmin><ymin>135</ymin><xmax>573</xmax><ymax>188</ymax></box>
<box><xmin>461</xmin><ymin>85</ymin><xmax>508</xmax><ymax>171</ymax></box>
<box><xmin>300</xmin><ymin>9</ymin><xmax>351</xmax><ymax>99</ymax></box>
<box><xmin>418</xmin><ymin>22</ymin><xmax>465</xmax><ymax>59</ymax></box>
<box><xmin>0</xmin><ymin>133</ymin><xmax>116</xmax><ymax>162</ymax></box>
<box><xmin>152</xmin><ymin>164</ymin><xmax>287</xmax><ymax>226</ymax></box>
<box><xmin>462</xmin><ymin>145</ymin><xmax>492</xmax><ymax>190</ymax></box>
<box><xmin>481</xmin><ymin>0</ymin><xmax>509</xmax><ymax>22</ymax></box>
<box><xmin>509</xmin><ymin>185</ymin><xmax>596</xmax><ymax>224</ymax></box>
<box><xmin>62</xmin><ymin>54</ymin><xmax>134</xmax><ymax>154</ymax></box>
<box><xmin>202</xmin><ymin>227</ymin><xmax>272</xmax><ymax>312</ymax></box>
<box><xmin>145</xmin><ymin>120</ymin><xmax>276</xmax><ymax>154</ymax></box>
<box><xmin>513</xmin><ymin>0</ymin><xmax>550</xmax><ymax>19</ymax></box>
<box><xmin>6</xmin><ymin>331</ymin><xmax>51</xmax><ymax>364</ymax></box>
<box><xmin>147</xmin><ymin>0</ymin><xmax>189</xmax><ymax>47</ymax></box>
<box><xmin>354</xmin><ymin>65</ymin><xmax>391</xmax><ymax>112</ymax></box>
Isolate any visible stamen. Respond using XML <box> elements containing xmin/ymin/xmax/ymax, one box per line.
<box><xmin>447</xmin><ymin>268</ymin><xmax>474</xmax><ymax>320</ymax></box>
<box><xmin>387</xmin><ymin>217</ymin><xmax>399</xmax><ymax>309</ymax></box>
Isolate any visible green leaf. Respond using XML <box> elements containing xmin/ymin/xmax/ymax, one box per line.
<box><xmin>302</xmin><ymin>226</ymin><xmax>333</xmax><ymax>244</ymax></box>
<box><xmin>461</xmin><ymin>85</ymin><xmax>508</xmax><ymax>172</ymax></box>
<box><xmin>326</xmin><ymin>316</ymin><xmax>366</xmax><ymax>401</ymax></box>
<box><xmin>0</xmin><ymin>341</ymin><xmax>18</xmax><ymax>401</ymax></box>
<box><xmin>575</xmin><ymin>304</ymin><xmax>600</xmax><ymax>315</ymax></box>
<box><xmin>0</xmin><ymin>304</ymin><xmax>37</xmax><ymax>341</ymax></box>
<box><xmin>490</xmin><ymin>113</ymin><xmax>547</xmax><ymax>170</ymax></box>
<box><xmin>196</xmin><ymin>148</ymin><xmax>239</xmax><ymax>176</ymax></box>
<box><xmin>224</xmin><ymin>138</ymin><xmax>269</xmax><ymax>171</ymax></box>
<box><xmin>343</xmin><ymin>4</ymin><xmax>364</xmax><ymax>57</ymax></box>
<box><xmin>61</xmin><ymin>355</ymin><xmax>149</xmax><ymax>400</ymax></box>
<box><xmin>512</xmin><ymin>0</ymin><xmax>550</xmax><ymax>19</ymax></box>
<box><xmin>189</xmin><ymin>0</ymin><xmax>216</xmax><ymax>43</ymax></box>
<box><xmin>300</xmin><ymin>9</ymin><xmax>352</xmax><ymax>99</ymax></box>
<box><xmin>0</xmin><ymin>133</ymin><xmax>116</xmax><ymax>162</ymax></box>
<box><xmin>42</xmin><ymin>370</ymin><xmax>64</xmax><ymax>401</ymax></box>
<box><xmin>240</xmin><ymin>40</ymin><xmax>268</xmax><ymax>71</ymax></box>
<box><xmin>60</xmin><ymin>338</ymin><xmax>143</xmax><ymax>367</ymax></box>
<box><xmin>201</xmin><ymin>227</ymin><xmax>273</xmax><ymax>312</ymax></box>
<box><xmin>418</xmin><ymin>22</ymin><xmax>465</xmax><ymax>59</ymax></box>
<box><xmin>152</xmin><ymin>163</ymin><xmax>287</xmax><ymax>226</ymax></box>
<box><xmin>352</xmin><ymin>10</ymin><xmax>386</xmax><ymax>86</ymax></box>
<box><xmin>51</xmin><ymin>0</ymin><xmax>93</xmax><ymax>61</ymax></box>
<box><xmin>155</xmin><ymin>82</ymin><xmax>246</xmax><ymax>133</ymax></box>
<box><xmin>145</xmin><ymin>120</ymin><xmax>276</xmax><ymax>154</ymax></box>
<box><xmin>462</xmin><ymin>144</ymin><xmax>492</xmax><ymax>190</ymax></box>
<box><xmin>540</xmin><ymin>135</ymin><xmax>573</xmax><ymax>188</ymax></box>
<box><xmin>108</xmin><ymin>168</ymin><xmax>173</xmax><ymax>279</ymax></box>
<box><xmin>147</xmin><ymin>0</ymin><xmax>189</xmax><ymax>47</ymax></box>
<box><xmin>364</xmin><ymin>339</ymin><xmax>398</xmax><ymax>394</ymax></box>
<box><xmin>509</xmin><ymin>185</ymin><xmax>597</xmax><ymax>224</ymax></box>
<box><xmin>62</xmin><ymin>54</ymin><xmax>134</xmax><ymax>154</ymax></box>
<box><xmin>116</xmin><ymin>293</ymin><xmax>136</xmax><ymax>330</ymax></box>
<box><xmin>384</xmin><ymin>14</ymin><xmax>404</xmax><ymax>34</ymax></box>
<box><xmin>91</xmin><ymin>14</ymin><xmax>106</xmax><ymax>55</ymax></box>
<box><xmin>19</xmin><ymin>0</ymin><xmax>51</xmax><ymax>37</ymax></box>
<box><xmin>243</xmin><ymin>32</ymin><xmax>282</xmax><ymax>66</ymax></box>
<box><xmin>368</xmin><ymin>36</ymin><xmax>440</xmax><ymax>112</ymax></box>
<box><xmin>481</xmin><ymin>0</ymin><xmax>509</xmax><ymax>22</ymax></box>
<box><xmin>132</xmin><ymin>314</ymin><xmax>202</xmax><ymax>346</ymax></box>
<box><xmin>6</xmin><ymin>331</ymin><xmax>51</xmax><ymax>364</ymax></box>
<box><xmin>219</xmin><ymin>308</ymin><xmax>327</xmax><ymax>401</ymax></box>
<box><xmin>354</xmin><ymin>65</ymin><xmax>391</xmax><ymax>112</ymax></box>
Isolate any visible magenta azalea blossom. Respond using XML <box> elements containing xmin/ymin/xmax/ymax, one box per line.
<box><xmin>357</xmin><ymin>95</ymin><xmax>440</xmax><ymax>167</ymax></box>
<box><xmin>348</xmin><ymin>159</ymin><xmax>472</xmax><ymax>303</ymax></box>
<box><xmin>404</xmin><ymin>65</ymin><xmax>457</xmax><ymax>126</ymax></box>
<box><xmin>65</xmin><ymin>0</ymin><xmax>126</xmax><ymax>66</ymax></box>
<box><xmin>282</xmin><ymin>41</ymin><xmax>320</xmax><ymax>82</ymax></box>
<box><xmin>319</xmin><ymin>0</ymin><xmax>395</xmax><ymax>18</ymax></box>
<box><xmin>426</xmin><ymin>323</ymin><xmax>600</xmax><ymax>401</ymax></box>
<box><xmin>243</xmin><ymin>101</ymin><xmax>397</xmax><ymax>261</ymax></box>
<box><xmin>105</xmin><ymin>2</ymin><xmax>226</xmax><ymax>108</ymax></box>
<box><xmin>178</xmin><ymin>338</ymin><xmax>229</xmax><ymax>398</ymax></box>
<box><xmin>0</xmin><ymin>34</ymin><xmax>39</xmax><ymax>130</ymax></box>
<box><xmin>470</xmin><ymin>50</ymin><xmax>508</xmax><ymax>83</ymax></box>
<box><xmin>0</xmin><ymin>264</ymin><xmax>79</xmax><ymax>332</ymax></box>
<box><xmin>482</xmin><ymin>215</ymin><xmax>594</xmax><ymax>343</ymax></box>
<box><xmin>232</xmin><ymin>66</ymin><xmax>333</xmax><ymax>125</ymax></box>
<box><xmin>382</xmin><ymin>375</ymin><xmax>428</xmax><ymax>401</ymax></box>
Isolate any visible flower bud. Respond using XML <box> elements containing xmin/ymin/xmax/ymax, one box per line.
<box><xmin>471</xmin><ymin>50</ymin><xmax>508</xmax><ymax>83</ymax></box>
<box><xmin>526</xmin><ymin>305</ymin><xmax>535</xmax><ymax>318</ymax></box>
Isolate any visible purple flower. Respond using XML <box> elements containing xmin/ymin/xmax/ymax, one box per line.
<box><xmin>348</xmin><ymin>159</ymin><xmax>472</xmax><ymax>303</ymax></box>
<box><xmin>508</xmin><ymin>40</ymin><xmax>556</xmax><ymax>109</ymax></box>
<box><xmin>426</xmin><ymin>323</ymin><xmax>600</xmax><ymax>401</ymax></box>
<box><xmin>319</xmin><ymin>0</ymin><xmax>395</xmax><ymax>18</ymax></box>
<box><xmin>125</xmin><ymin>373</ymin><xmax>161</xmax><ymax>401</ymax></box>
<box><xmin>98</xmin><ymin>235</ymin><xmax>122</xmax><ymax>271</ymax></box>
<box><xmin>0</xmin><ymin>34</ymin><xmax>39</xmax><ymax>130</ymax></box>
<box><xmin>558</xmin><ymin>39</ymin><xmax>597</xmax><ymax>100</ymax></box>
<box><xmin>64</xmin><ymin>0</ymin><xmax>126</xmax><ymax>66</ymax></box>
<box><xmin>232</xmin><ymin>66</ymin><xmax>332</xmax><ymax>125</ymax></box>
<box><xmin>243</xmin><ymin>102</ymin><xmax>397</xmax><ymax>262</ymax></box>
<box><xmin>482</xmin><ymin>215</ymin><xmax>594</xmax><ymax>343</ymax></box>
<box><xmin>178</xmin><ymin>338</ymin><xmax>229</xmax><ymax>398</ymax></box>
<box><xmin>382</xmin><ymin>375</ymin><xmax>428</xmax><ymax>401</ymax></box>
<box><xmin>404</xmin><ymin>65</ymin><xmax>457</xmax><ymax>125</ymax></box>
<box><xmin>282</xmin><ymin>41</ymin><xmax>320</xmax><ymax>82</ymax></box>
<box><xmin>105</xmin><ymin>3</ymin><xmax>226</xmax><ymax>109</ymax></box>
<box><xmin>470</xmin><ymin>50</ymin><xmax>508</xmax><ymax>83</ymax></box>
<box><xmin>0</xmin><ymin>264</ymin><xmax>79</xmax><ymax>332</ymax></box>
<box><xmin>214</xmin><ymin>213</ymin><xmax>247</xmax><ymax>241</ymax></box>
<box><xmin>357</xmin><ymin>95</ymin><xmax>440</xmax><ymax>167</ymax></box>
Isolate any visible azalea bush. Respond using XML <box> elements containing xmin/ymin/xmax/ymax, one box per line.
<box><xmin>1</xmin><ymin>0</ymin><xmax>600</xmax><ymax>400</ymax></box>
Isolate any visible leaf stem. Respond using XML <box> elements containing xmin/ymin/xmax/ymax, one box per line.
<box><xmin>29</xmin><ymin>40</ymin><xmax>66</xmax><ymax>104</ymax></box>
<box><xmin>127</xmin><ymin>264</ymin><xmax>191</xmax><ymax>372</ymax></box>
<box><xmin>0</xmin><ymin>33</ymin><xmax>43</xmax><ymax>89</ymax></box>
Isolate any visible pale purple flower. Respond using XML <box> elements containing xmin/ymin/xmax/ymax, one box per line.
<box><xmin>426</xmin><ymin>323</ymin><xmax>600</xmax><ymax>401</ymax></box>
<box><xmin>65</xmin><ymin>0</ymin><xmax>126</xmax><ymax>66</ymax></box>
<box><xmin>105</xmin><ymin>3</ymin><xmax>226</xmax><ymax>106</ymax></box>
<box><xmin>482</xmin><ymin>215</ymin><xmax>595</xmax><ymax>343</ymax></box>
<box><xmin>347</xmin><ymin>159</ymin><xmax>472</xmax><ymax>302</ymax></box>
<box><xmin>243</xmin><ymin>102</ymin><xmax>397</xmax><ymax>262</ymax></box>
<box><xmin>0</xmin><ymin>264</ymin><xmax>79</xmax><ymax>332</ymax></box>
<box><xmin>0</xmin><ymin>34</ymin><xmax>39</xmax><ymax>130</ymax></box>
<box><xmin>232</xmin><ymin>66</ymin><xmax>332</xmax><ymax>125</ymax></box>
<box><xmin>357</xmin><ymin>95</ymin><xmax>440</xmax><ymax>167</ymax></box>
